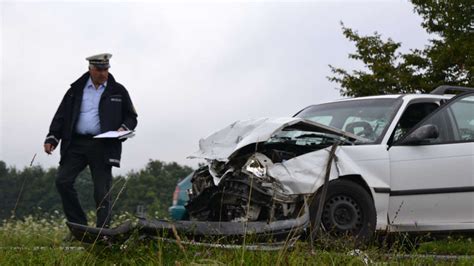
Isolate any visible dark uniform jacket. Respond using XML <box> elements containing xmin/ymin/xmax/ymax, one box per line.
<box><xmin>45</xmin><ymin>72</ymin><xmax>138</xmax><ymax>167</ymax></box>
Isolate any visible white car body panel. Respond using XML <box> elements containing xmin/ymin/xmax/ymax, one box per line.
<box><xmin>188</xmin><ymin>117</ymin><xmax>364</xmax><ymax>162</ymax></box>
<box><xmin>333</xmin><ymin>145</ymin><xmax>392</xmax><ymax>230</ymax></box>
<box><xmin>189</xmin><ymin>93</ymin><xmax>474</xmax><ymax>233</ymax></box>
<box><xmin>190</xmin><ymin>117</ymin><xmax>393</xmax><ymax>230</ymax></box>
<box><xmin>189</xmin><ymin>117</ymin><xmax>296</xmax><ymax>162</ymax></box>
<box><xmin>266</xmin><ymin>145</ymin><xmax>392</xmax><ymax>230</ymax></box>
<box><xmin>388</xmin><ymin>142</ymin><xmax>474</xmax><ymax>229</ymax></box>
<box><xmin>267</xmin><ymin>148</ymin><xmax>338</xmax><ymax>194</ymax></box>
<box><xmin>189</xmin><ymin>117</ymin><xmax>362</xmax><ymax>162</ymax></box>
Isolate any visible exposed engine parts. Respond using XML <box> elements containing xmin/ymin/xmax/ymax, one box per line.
<box><xmin>186</xmin><ymin>152</ymin><xmax>306</xmax><ymax>223</ymax></box>
<box><xmin>185</xmin><ymin>125</ymin><xmax>350</xmax><ymax>224</ymax></box>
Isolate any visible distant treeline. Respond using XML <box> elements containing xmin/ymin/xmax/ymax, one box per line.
<box><xmin>0</xmin><ymin>160</ymin><xmax>193</xmax><ymax>221</ymax></box>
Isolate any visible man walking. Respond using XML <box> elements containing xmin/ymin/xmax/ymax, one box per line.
<box><xmin>44</xmin><ymin>53</ymin><xmax>137</xmax><ymax>228</ymax></box>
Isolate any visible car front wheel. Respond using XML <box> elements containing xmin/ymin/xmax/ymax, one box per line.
<box><xmin>310</xmin><ymin>179</ymin><xmax>376</xmax><ymax>242</ymax></box>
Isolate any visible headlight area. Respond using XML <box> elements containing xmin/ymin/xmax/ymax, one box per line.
<box><xmin>242</xmin><ymin>153</ymin><xmax>273</xmax><ymax>179</ymax></box>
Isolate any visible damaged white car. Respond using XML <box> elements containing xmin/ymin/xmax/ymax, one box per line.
<box><xmin>67</xmin><ymin>86</ymin><xmax>474</xmax><ymax>245</ymax></box>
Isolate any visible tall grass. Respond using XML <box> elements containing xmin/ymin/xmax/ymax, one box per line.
<box><xmin>1</xmin><ymin>214</ymin><xmax>473</xmax><ymax>265</ymax></box>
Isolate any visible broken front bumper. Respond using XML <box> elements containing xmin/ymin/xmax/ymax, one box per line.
<box><xmin>66</xmin><ymin>211</ymin><xmax>309</xmax><ymax>245</ymax></box>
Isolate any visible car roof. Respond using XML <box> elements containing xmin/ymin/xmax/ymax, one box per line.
<box><xmin>295</xmin><ymin>94</ymin><xmax>455</xmax><ymax>116</ymax></box>
<box><xmin>321</xmin><ymin>93</ymin><xmax>453</xmax><ymax>104</ymax></box>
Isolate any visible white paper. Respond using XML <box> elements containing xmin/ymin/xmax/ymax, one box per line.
<box><xmin>94</xmin><ymin>130</ymin><xmax>135</xmax><ymax>139</ymax></box>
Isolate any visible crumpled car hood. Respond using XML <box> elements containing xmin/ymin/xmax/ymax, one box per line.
<box><xmin>188</xmin><ymin>117</ymin><xmax>361</xmax><ymax>162</ymax></box>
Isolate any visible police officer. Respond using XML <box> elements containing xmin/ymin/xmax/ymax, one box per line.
<box><xmin>44</xmin><ymin>53</ymin><xmax>137</xmax><ymax>228</ymax></box>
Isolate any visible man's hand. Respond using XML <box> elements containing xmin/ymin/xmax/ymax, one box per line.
<box><xmin>44</xmin><ymin>143</ymin><xmax>56</xmax><ymax>155</ymax></box>
<box><xmin>117</xmin><ymin>127</ymin><xmax>126</xmax><ymax>132</ymax></box>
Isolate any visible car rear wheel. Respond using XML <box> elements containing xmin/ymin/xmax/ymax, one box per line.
<box><xmin>310</xmin><ymin>179</ymin><xmax>376</xmax><ymax>242</ymax></box>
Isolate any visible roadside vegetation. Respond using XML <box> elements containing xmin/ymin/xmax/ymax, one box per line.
<box><xmin>329</xmin><ymin>0</ymin><xmax>473</xmax><ymax>97</ymax></box>
<box><xmin>2</xmin><ymin>0</ymin><xmax>472</xmax><ymax>264</ymax></box>
<box><xmin>0</xmin><ymin>160</ymin><xmax>193</xmax><ymax>222</ymax></box>
<box><xmin>1</xmin><ymin>213</ymin><xmax>473</xmax><ymax>265</ymax></box>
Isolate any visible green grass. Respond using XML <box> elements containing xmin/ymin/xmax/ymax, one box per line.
<box><xmin>417</xmin><ymin>237</ymin><xmax>474</xmax><ymax>255</ymax></box>
<box><xmin>1</xmin><ymin>214</ymin><xmax>473</xmax><ymax>265</ymax></box>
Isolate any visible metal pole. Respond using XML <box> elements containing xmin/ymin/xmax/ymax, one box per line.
<box><xmin>310</xmin><ymin>142</ymin><xmax>339</xmax><ymax>251</ymax></box>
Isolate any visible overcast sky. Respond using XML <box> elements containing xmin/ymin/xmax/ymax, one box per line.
<box><xmin>0</xmin><ymin>0</ymin><xmax>430</xmax><ymax>175</ymax></box>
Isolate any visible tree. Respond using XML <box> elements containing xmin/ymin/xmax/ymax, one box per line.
<box><xmin>116</xmin><ymin>160</ymin><xmax>193</xmax><ymax>218</ymax></box>
<box><xmin>329</xmin><ymin>0</ymin><xmax>473</xmax><ymax>97</ymax></box>
<box><xmin>0</xmin><ymin>159</ymin><xmax>193</xmax><ymax>221</ymax></box>
<box><xmin>0</xmin><ymin>162</ymin><xmax>95</xmax><ymax>220</ymax></box>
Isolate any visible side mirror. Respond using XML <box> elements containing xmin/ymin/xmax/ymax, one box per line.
<box><xmin>399</xmin><ymin>124</ymin><xmax>439</xmax><ymax>145</ymax></box>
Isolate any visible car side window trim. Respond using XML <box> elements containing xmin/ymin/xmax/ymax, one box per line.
<box><xmin>392</xmin><ymin>92</ymin><xmax>474</xmax><ymax>146</ymax></box>
<box><xmin>387</xmin><ymin>98</ymin><xmax>443</xmax><ymax>145</ymax></box>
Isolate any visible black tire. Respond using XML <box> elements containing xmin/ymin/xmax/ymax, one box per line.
<box><xmin>310</xmin><ymin>179</ymin><xmax>376</xmax><ymax>241</ymax></box>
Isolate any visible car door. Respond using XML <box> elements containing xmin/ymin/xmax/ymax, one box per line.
<box><xmin>388</xmin><ymin>93</ymin><xmax>474</xmax><ymax>231</ymax></box>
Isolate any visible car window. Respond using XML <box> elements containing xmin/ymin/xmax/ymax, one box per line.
<box><xmin>342</xmin><ymin>116</ymin><xmax>390</xmax><ymax>140</ymax></box>
<box><xmin>450</xmin><ymin>95</ymin><xmax>474</xmax><ymax>141</ymax></box>
<box><xmin>400</xmin><ymin>93</ymin><xmax>474</xmax><ymax>144</ymax></box>
<box><xmin>391</xmin><ymin>102</ymin><xmax>440</xmax><ymax>143</ymax></box>
<box><xmin>309</xmin><ymin>116</ymin><xmax>333</xmax><ymax>126</ymax></box>
<box><xmin>296</xmin><ymin>98</ymin><xmax>399</xmax><ymax>143</ymax></box>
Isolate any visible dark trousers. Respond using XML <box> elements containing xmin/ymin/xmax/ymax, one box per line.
<box><xmin>55</xmin><ymin>137</ymin><xmax>112</xmax><ymax>228</ymax></box>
